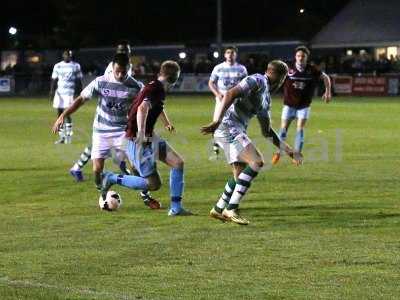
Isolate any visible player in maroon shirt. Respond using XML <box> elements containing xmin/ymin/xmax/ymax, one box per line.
<box><xmin>272</xmin><ymin>46</ymin><xmax>332</xmax><ymax>164</ymax></box>
<box><xmin>101</xmin><ymin>60</ymin><xmax>192</xmax><ymax>216</ymax></box>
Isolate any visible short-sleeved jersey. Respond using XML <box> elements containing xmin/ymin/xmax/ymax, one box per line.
<box><xmin>80</xmin><ymin>73</ymin><xmax>142</xmax><ymax>133</ymax></box>
<box><xmin>209</xmin><ymin>62</ymin><xmax>248</xmax><ymax>95</ymax></box>
<box><xmin>104</xmin><ymin>62</ymin><xmax>134</xmax><ymax>77</ymax></box>
<box><xmin>219</xmin><ymin>74</ymin><xmax>271</xmax><ymax>132</ymax></box>
<box><xmin>51</xmin><ymin>61</ymin><xmax>83</xmax><ymax>96</ymax></box>
<box><xmin>126</xmin><ymin>80</ymin><xmax>165</xmax><ymax>138</ymax></box>
<box><xmin>283</xmin><ymin>63</ymin><xmax>322</xmax><ymax>109</ymax></box>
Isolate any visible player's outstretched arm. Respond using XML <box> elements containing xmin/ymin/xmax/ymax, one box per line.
<box><xmin>257</xmin><ymin>115</ymin><xmax>290</xmax><ymax>153</ymax></box>
<box><xmin>256</xmin><ymin>115</ymin><xmax>302</xmax><ymax>165</ymax></box>
<box><xmin>51</xmin><ymin>96</ymin><xmax>85</xmax><ymax>134</ymax></box>
<box><xmin>257</xmin><ymin>115</ymin><xmax>278</xmax><ymax>146</ymax></box>
<box><xmin>201</xmin><ymin>85</ymin><xmax>241</xmax><ymax>134</ymax></box>
<box><xmin>160</xmin><ymin>110</ymin><xmax>175</xmax><ymax>133</ymax></box>
<box><xmin>321</xmin><ymin>73</ymin><xmax>332</xmax><ymax>103</ymax></box>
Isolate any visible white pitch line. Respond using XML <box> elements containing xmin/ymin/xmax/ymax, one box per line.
<box><xmin>0</xmin><ymin>276</ymin><xmax>140</xmax><ymax>300</ymax></box>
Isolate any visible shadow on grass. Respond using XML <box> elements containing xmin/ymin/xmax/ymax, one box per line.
<box><xmin>244</xmin><ymin>204</ymin><xmax>400</xmax><ymax>227</ymax></box>
<box><xmin>0</xmin><ymin>167</ymin><xmax>50</xmax><ymax>172</ymax></box>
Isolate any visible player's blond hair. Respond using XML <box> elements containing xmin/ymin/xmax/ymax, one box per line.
<box><xmin>160</xmin><ymin>60</ymin><xmax>181</xmax><ymax>83</ymax></box>
<box><xmin>267</xmin><ymin>60</ymin><xmax>288</xmax><ymax>78</ymax></box>
<box><xmin>267</xmin><ymin>60</ymin><xmax>288</xmax><ymax>93</ymax></box>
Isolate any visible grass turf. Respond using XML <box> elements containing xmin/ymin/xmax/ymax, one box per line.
<box><xmin>0</xmin><ymin>95</ymin><xmax>399</xmax><ymax>299</ymax></box>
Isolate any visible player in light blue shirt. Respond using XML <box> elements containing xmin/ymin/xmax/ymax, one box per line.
<box><xmin>201</xmin><ymin>60</ymin><xmax>301</xmax><ymax>225</ymax></box>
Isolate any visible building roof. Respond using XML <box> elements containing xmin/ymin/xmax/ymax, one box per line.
<box><xmin>311</xmin><ymin>0</ymin><xmax>400</xmax><ymax>48</ymax></box>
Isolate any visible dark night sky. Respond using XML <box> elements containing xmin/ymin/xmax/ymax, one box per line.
<box><xmin>1</xmin><ymin>0</ymin><xmax>349</xmax><ymax>49</ymax></box>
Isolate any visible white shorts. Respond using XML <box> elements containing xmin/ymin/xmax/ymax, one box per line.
<box><xmin>281</xmin><ymin>105</ymin><xmax>311</xmax><ymax>120</ymax></box>
<box><xmin>214</xmin><ymin>128</ymin><xmax>252</xmax><ymax>164</ymax></box>
<box><xmin>91</xmin><ymin>131</ymin><xmax>127</xmax><ymax>160</ymax></box>
<box><xmin>53</xmin><ymin>92</ymin><xmax>74</xmax><ymax>109</ymax></box>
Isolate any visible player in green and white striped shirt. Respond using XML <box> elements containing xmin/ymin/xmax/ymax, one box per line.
<box><xmin>202</xmin><ymin>60</ymin><xmax>300</xmax><ymax>225</ymax></box>
<box><xmin>208</xmin><ymin>46</ymin><xmax>247</xmax><ymax>158</ymax></box>
<box><xmin>49</xmin><ymin>50</ymin><xmax>82</xmax><ymax>144</ymax></box>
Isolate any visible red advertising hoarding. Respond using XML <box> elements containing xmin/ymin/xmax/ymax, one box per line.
<box><xmin>332</xmin><ymin>76</ymin><xmax>352</xmax><ymax>94</ymax></box>
<box><xmin>352</xmin><ymin>76</ymin><xmax>387</xmax><ymax>96</ymax></box>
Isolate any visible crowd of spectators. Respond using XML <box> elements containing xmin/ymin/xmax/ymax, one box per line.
<box><xmin>177</xmin><ymin>54</ymin><xmax>270</xmax><ymax>75</ymax></box>
<box><xmin>152</xmin><ymin>53</ymin><xmax>400</xmax><ymax>76</ymax></box>
<box><xmin>2</xmin><ymin>51</ymin><xmax>400</xmax><ymax>94</ymax></box>
<box><xmin>0</xmin><ymin>62</ymin><xmax>52</xmax><ymax>94</ymax></box>
<box><xmin>315</xmin><ymin>53</ymin><xmax>400</xmax><ymax>75</ymax></box>
<box><xmin>72</xmin><ymin>53</ymin><xmax>272</xmax><ymax>76</ymax></box>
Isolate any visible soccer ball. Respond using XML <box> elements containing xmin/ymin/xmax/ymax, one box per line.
<box><xmin>98</xmin><ymin>191</ymin><xmax>123</xmax><ymax>211</ymax></box>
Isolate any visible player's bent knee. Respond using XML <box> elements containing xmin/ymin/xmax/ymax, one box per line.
<box><xmin>168</xmin><ymin>156</ymin><xmax>184</xmax><ymax>169</ymax></box>
<box><xmin>249</xmin><ymin>160</ymin><xmax>264</xmax><ymax>171</ymax></box>
<box><xmin>175</xmin><ymin>159</ymin><xmax>184</xmax><ymax>170</ymax></box>
<box><xmin>146</xmin><ymin>176</ymin><xmax>162</xmax><ymax>191</ymax></box>
<box><xmin>147</xmin><ymin>181</ymin><xmax>161</xmax><ymax>191</ymax></box>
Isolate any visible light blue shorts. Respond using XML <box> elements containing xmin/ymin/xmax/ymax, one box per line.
<box><xmin>126</xmin><ymin>136</ymin><xmax>167</xmax><ymax>178</ymax></box>
<box><xmin>281</xmin><ymin>105</ymin><xmax>311</xmax><ymax>120</ymax></box>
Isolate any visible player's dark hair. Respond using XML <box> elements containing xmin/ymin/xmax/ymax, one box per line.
<box><xmin>62</xmin><ymin>50</ymin><xmax>73</xmax><ymax>62</ymax></box>
<box><xmin>116</xmin><ymin>39</ymin><xmax>131</xmax><ymax>55</ymax></box>
<box><xmin>112</xmin><ymin>53</ymin><xmax>130</xmax><ymax>67</ymax></box>
<box><xmin>117</xmin><ymin>39</ymin><xmax>130</xmax><ymax>47</ymax></box>
<box><xmin>160</xmin><ymin>60</ymin><xmax>181</xmax><ymax>83</ymax></box>
<box><xmin>63</xmin><ymin>49</ymin><xmax>73</xmax><ymax>57</ymax></box>
<box><xmin>295</xmin><ymin>45</ymin><xmax>310</xmax><ymax>56</ymax></box>
<box><xmin>225</xmin><ymin>46</ymin><xmax>238</xmax><ymax>53</ymax></box>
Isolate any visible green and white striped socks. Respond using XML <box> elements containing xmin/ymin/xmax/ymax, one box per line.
<box><xmin>227</xmin><ymin>166</ymin><xmax>259</xmax><ymax>210</ymax></box>
<box><xmin>214</xmin><ymin>178</ymin><xmax>236</xmax><ymax>213</ymax></box>
<box><xmin>72</xmin><ymin>145</ymin><xmax>92</xmax><ymax>171</ymax></box>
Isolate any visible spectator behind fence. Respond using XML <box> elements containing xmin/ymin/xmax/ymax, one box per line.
<box><xmin>195</xmin><ymin>57</ymin><xmax>212</xmax><ymax>74</ymax></box>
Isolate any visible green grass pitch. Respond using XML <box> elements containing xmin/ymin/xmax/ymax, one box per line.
<box><xmin>0</xmin><ymin>95</ymin><xmax>399</xmax><ymax>299</ymax></box>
